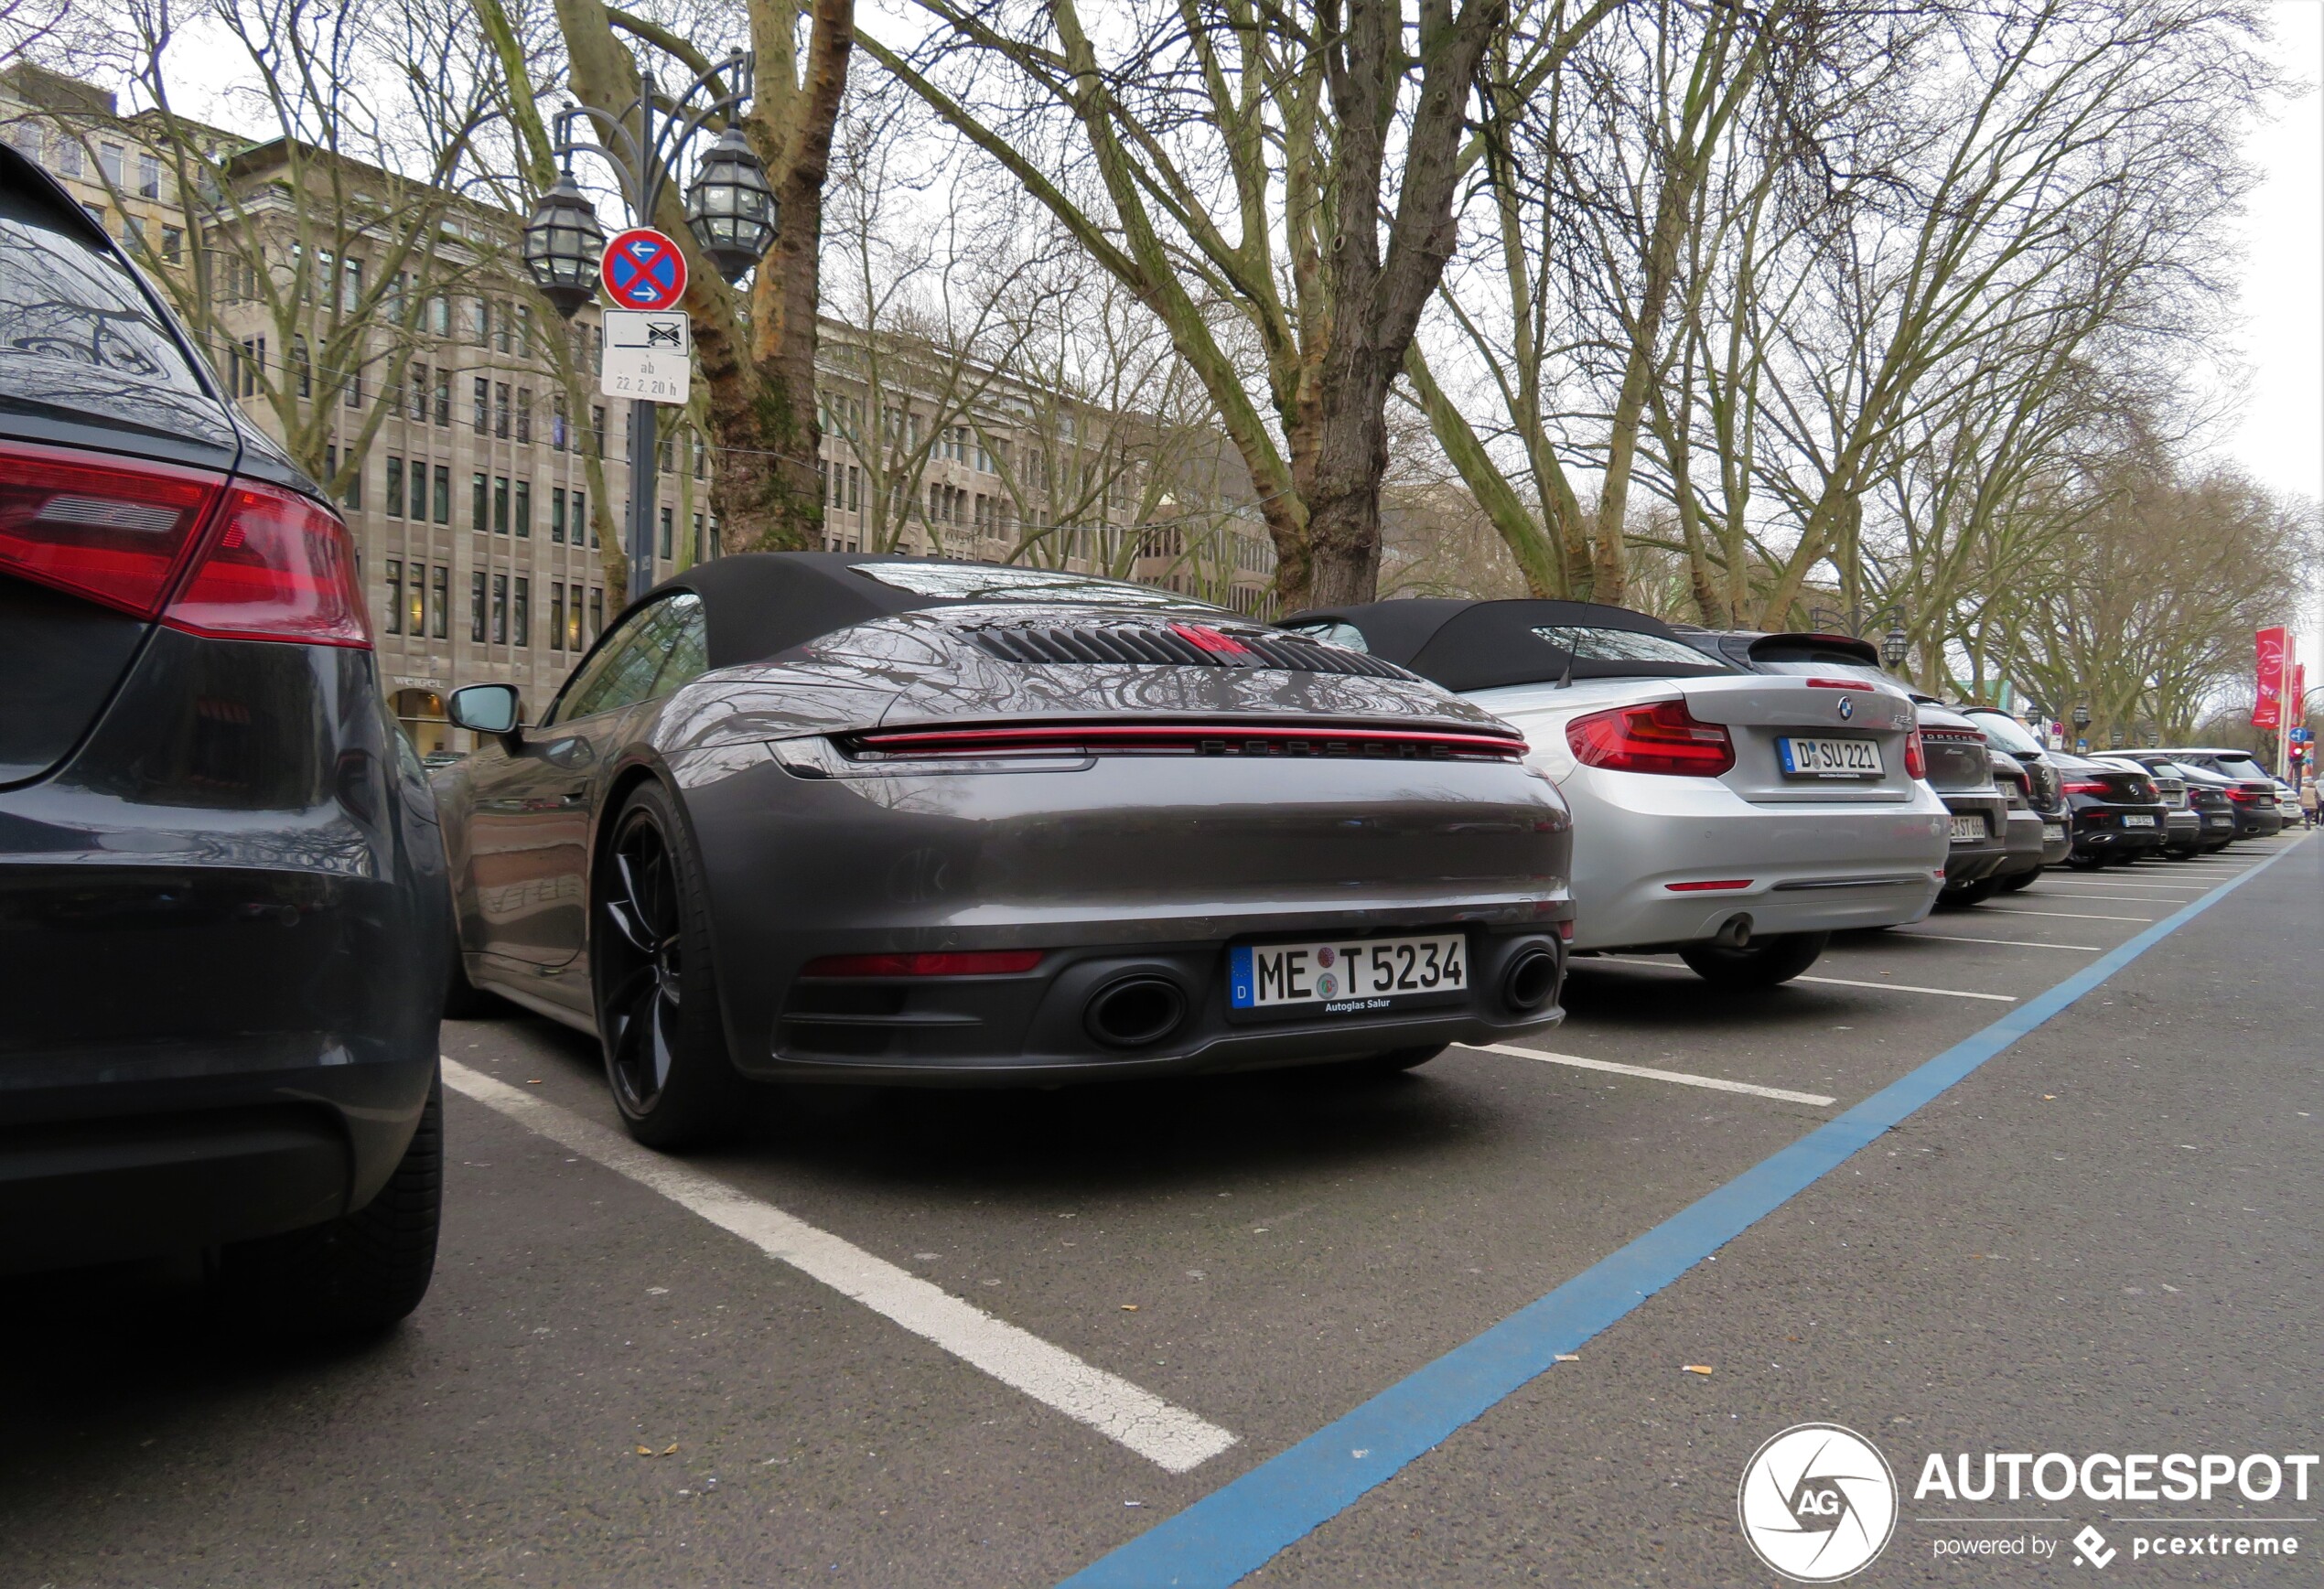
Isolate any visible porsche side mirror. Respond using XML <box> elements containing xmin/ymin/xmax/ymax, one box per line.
<box><xmin>447</xmin><ymin>683</ymin><xmax>522</xmax><ymax>747</ymax></box>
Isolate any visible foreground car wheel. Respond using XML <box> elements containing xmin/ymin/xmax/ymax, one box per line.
<box><xmin>594</xmin><ymin>783</ymin><xmax>746</xmax><ymax>1148</ymax></box>
<box><xmin>1677</xmin><ymin>931</ymin><xmax>1829</xmax><ymax>988</ymax></box>
<box><xmin>212</xmin><ymin>1069</ymin><xmax>442</xmax><ymax>1338</ymax></box>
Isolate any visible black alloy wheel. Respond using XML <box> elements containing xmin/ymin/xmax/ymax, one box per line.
<box><xmin>593</xmin><ymin>783</ymin><xmax>744</xmax><ymax>1147</ymax></box>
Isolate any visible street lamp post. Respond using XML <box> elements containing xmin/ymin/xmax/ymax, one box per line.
<box><xmin>519</xmin><ymin>52</ymin><xmax>778</xmax><ymax>603</ymax></box>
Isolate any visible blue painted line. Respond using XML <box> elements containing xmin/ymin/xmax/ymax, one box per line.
<box><xmin>1060</xmin><ymin>838</ymin><xmax>2308</xmax><ymax>1589</ymax></box>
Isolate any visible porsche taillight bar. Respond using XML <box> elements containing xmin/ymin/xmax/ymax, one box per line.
<box><xmin>843</xmin><ymin>722</ymin><xmax>1531</xmax><ymax>762</ymax></box>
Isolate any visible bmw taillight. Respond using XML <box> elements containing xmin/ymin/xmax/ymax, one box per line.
<box><xmin>1565</xmin><ymin>697</ymin><xmax>1735</xmax><ymax>777</ymax></box>
<box><xmin>1903</xmin><ymin>729</ymin><xmax>1926</xmax><ymax>780</ymax></box>
<box><xmin>0</xmin><ymin>438</ymin><xmax>226</xmax><ymax>615</ymax></box>
<box><xmin>163</xmin><ymin>479</ymin><xmax>371</xmax><ymax>648</ymax></box>
<box><xmin>2061</xmin><ymin>779</ymin><xmax>2107</xmax><ymax>795</ymax></box>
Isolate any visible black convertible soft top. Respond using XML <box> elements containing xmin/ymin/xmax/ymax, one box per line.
<box><xmin>1284</xmin><ymin>598</ymin><xmax>1733</xmax><ymax>692</ymax></box>
<box><xmin>650</xmin><ymin>553</ymin><xmax>1229</xmax><ymax>671</ymax></box>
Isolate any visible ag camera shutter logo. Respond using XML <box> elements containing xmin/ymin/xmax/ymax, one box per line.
<box><xmin>1738</xmin><ymin>1423</ymin><xmax>1899</xmax><ymax>1582</ymax></box>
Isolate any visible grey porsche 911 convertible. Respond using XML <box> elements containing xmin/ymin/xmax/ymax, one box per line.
<box><xmin>433</xmin><ymin>555</ymin><xmax>1574</xmax><ymax>1145</ymax></box>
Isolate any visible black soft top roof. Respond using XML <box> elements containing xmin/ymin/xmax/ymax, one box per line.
<box><xmin>1285</xmin><ymin>598</ymin><xmax>1731</xmax><ymax>692</ymax></box>
<box><xmin>648</xmin><ymin>553</ymin><xmax>1230</xmax><ymax>670</ymax></box>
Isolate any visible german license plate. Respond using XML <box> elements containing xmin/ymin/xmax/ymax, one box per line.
<box><xmin>2042</xmin><ymin>823</ymin><xmax>2066</xmax><ymax>842</ymax></box>
<box><xmin>1948</xmin><ymin>814</ymin><xmax>1986</xmax><ymax>842</ymax></box>
<box><xmin>1229</xmin><ymin>933</ymin><xmax>1467</xmax><ymax>1012</ymax></box>
<box><xmin>1777</xmin><ymin>736</ymin><xmax>1883</xmax><ymax>778</ymax></box>
<box><xmin>2122</xmin><ymin>814</ymin><xmax>2156</xmax><ymax>827</ymax></box>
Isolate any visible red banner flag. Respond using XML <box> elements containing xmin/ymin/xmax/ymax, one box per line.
<box><xmin>2294</xmin><ymin>660</ymin><xmax>2308</xmax><ymax>728</ymax></box>
<box><xmin>2254</xmin><ymin>627</ymin><xmax>2287</xmax><ymax>729</ymax></box>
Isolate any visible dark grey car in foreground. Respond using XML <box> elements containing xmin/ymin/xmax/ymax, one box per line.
<box><xmin>0</xmin><ymin>146</ymin><xmax>446</xmax><ymax>1327</ymax></box>
<box><xmin>435</xmin><ymin>556</ymin><xmax>1575</xmax><ymax>1145</ymax></box>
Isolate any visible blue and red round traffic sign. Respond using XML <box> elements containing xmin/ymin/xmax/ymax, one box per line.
<box><xmin>601</xmin><ymin>228</ymin><xmax>688</xmax><ymax>312</ymax></box>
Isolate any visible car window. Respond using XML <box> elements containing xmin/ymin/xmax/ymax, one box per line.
<box><xmin>1965</xmin><ymin>711</ymin><xmax>2044</xmax><ymax>756</ymax></box>
<box><xmin>647</xmin><ymin>592</ymin><xmax>710</xmax><ymax>696</ymax></box>
<box><xmin>1533</xmin><ymin>626</ymin><xmax>1730</xmax><ymax>671</ymax></box>
<box><xmin>549</xmin><ymin>595</ymin><xmax>703</xmax><ymax>725</ymax></box>
<box><xmin>1279</xmin><ymin>619</ymin><xmax>1370</xmax><ymax>652</ymax></box>
<box><xmin>853</xmin><ymin>562</ymin><xmax>1229</xmax><ymax>612</ymax></box>
<box><xmin>1756</xmin><ymin>659</ymin><xmax>1903</xmax><ymax>690</ymax></box>
<box><xmin>0</xmin><ymin>185</ymin><xmax>203</xmax><ymax>393</ymax></box>
<box><xmin>2213</xmin><ymin>756</ymin><xmax>2270</xmax><ymax>782</ymax></box>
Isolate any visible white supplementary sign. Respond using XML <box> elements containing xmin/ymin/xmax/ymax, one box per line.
<box><xmin>599</xmin><ymin>308</ymin><xmax>691</xmax><ymax>404</ymax></box>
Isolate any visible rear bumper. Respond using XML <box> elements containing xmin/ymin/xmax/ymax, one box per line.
<box><xmin>758</xmin><ymin>929</ymin><xmax>1565</xmax><ymax>1083</ymax></box>
<box><xmin>1939</xmin><ymin>792</ymin><xmax>2011</xmax><ymax>886</ymax></box>
<box><xmin>1989</xmin><ymin>810</ymin><xmax>2049</xmax><ymax>879</ymax></box>
<box><xmin>2070</xmin><ymin>806</ymin><xmax>2167</xmax><ymax>858</ymax></box>
<box><xmin>2233</xmin><ymin>806</ymin><xmax>2285</xmax><ymax>838</ymax></box>
<box><xmin>1556</xmin><ymin>779</ymin><xmax>1950</xmax><ymax>949</ymax></box>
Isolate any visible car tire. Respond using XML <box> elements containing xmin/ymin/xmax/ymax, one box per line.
<box><xmin>1941</xmin><ymin>876</ymin><xmax>2003</xmax><ymax>907</ymax></box>
<box><xmin>1997</xmin><ymin>867</ymin><xmax>2040</xmax><ymax>893</ymax></box>
<box><xmin>211</xmin><ymin>1068</ymin><xmax>442</xmax><ymax>1338</ymax></box>
<box><xmin>593</xmin><ymin>781</ymin><xmax>747</xmax><ymax>1149</ymax></box>
<box><xmin>1676</xmin><ymin>930</ymin><xmax>1829</xmax><ymax>988</ymax></box>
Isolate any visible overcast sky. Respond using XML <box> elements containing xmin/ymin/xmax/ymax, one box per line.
<box><xmin>2222</xmin><ymin>3</ymin><xmax>2323</xmax><ymax>674</ymax></box>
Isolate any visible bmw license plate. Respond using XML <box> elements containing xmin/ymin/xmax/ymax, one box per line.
<box><xmin>1947</xmin><ymin>814</ymin><xmax>1986</xmax><ymax>842</ymax></box>
<box><xmin>1229</xmin><ymin>933</ymin><xmax>1467</xmax><ymax>1013</ymax></box>
<box><xmin>2122</xmin><ymin>814</ymin><xmax>2156</xmax><ymax>827</ymax></box>
<box><xmin>1776</xmin><ymin>736</ymin><xmax>1883</xmax><ymax>778</ymax></box>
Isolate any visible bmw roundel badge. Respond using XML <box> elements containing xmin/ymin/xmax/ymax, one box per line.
<box><xmin>1837</xmin><ymin>695</ymin><xmax>1855</xmax><ymax>720</ymax></box>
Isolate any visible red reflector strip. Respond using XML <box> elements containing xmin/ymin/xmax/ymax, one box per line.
<box><xmin>1802</xmin><ymin>678</ymin><xmax>1861</xmax><ymax>690</ymax></box>
<box><xmin>850</xmin><ymin>724</ymin><xmax>1529</xmax><ymax>760</ymax></box>
<box><xmin>1665</xmin><ymin>879</ymin><xmax>1754</xmax><ymax>892</ymax></box>
<box><xmin>163</xmin><ymin>480</ymin><xmax>372</xmax><ymax>648</ymax></box>
<box><xmin>1555</xmin><ymin>921</ymin><xmax>1574</xmax><ymax>941</ymax></box>
<box><xmin>801</xmin><ymin>950</ymin><xmax>1045</xmax><ymax>977</ymax></box>
<box><xmin>0</xmin><ymin>439</ymin><xmax>226</xmax><ymax>616</ymax></box>
<box><xmin>1918</xmin><ymin>727</ymin><xmax>1988</xmax><ymax>742</ymax></box>
<box><xmin>1168</xmin><ymin>622</ymin><xmax>1253</xmax><ymax>655</ymax></box>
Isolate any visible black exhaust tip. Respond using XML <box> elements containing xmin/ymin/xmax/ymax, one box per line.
<box><xmin>1085</xmin><ymin>975</ymin><xmax>1188</xmax><ymax>1048</ymax></box>
<box><xmin>1501</xmin><ymin>946</ymin><xmax>1561</xmax><ymax>1014</ymax></box>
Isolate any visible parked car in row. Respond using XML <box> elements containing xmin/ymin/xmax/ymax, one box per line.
<box><xmin>2096</xmin><ymin>757</ymin><xmax>2200</xmax><ymax>856</ymax></box>
<box><xmin>1671</xmin><ymin>630</ymin><xmax>2008</xmax><ymax>905</ymax></box>
<box><xmin>434</xmin><ymin>558</ymin><xmax>1576</xmax><ymax>1145</ymax></box>
<box><xmin>2103</xmin><ymin>752</ymin><xmax>2237</xmax><ymax>856</ymax></box>
<box><xmin>0</xmin><ymin>145</ymin><xmax>447</xmax><ymax>1328</ymax></box>
<box><xmin>2051</xmin><ymin>753</ymin><xmax>2169</xmax><ymax>867</ymax></box>
<box><xmin>1956</xmin><ymin>706</ymin><xmax>2071</xmax><ymax>890</ymax></box>
<box><xmin>1981</xmin><ymin>750</ymin><xmax>2057</xmax><ymax>902</ymax></box>
<box><xmin>1278</xmin><ymin>603</ymin><xmax>1948</xmax><ymax>988</ymax></box>
<box><xmin>2151</xmin><ymin>747</ymin><xmax>2286</xmax><ymax>839</ymax></box>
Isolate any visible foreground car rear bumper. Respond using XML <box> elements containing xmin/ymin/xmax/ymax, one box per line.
<box><xmin>758</xmin><ymin>929</ymin><xmax>1565</xmax><ymax>1083</ymax></box>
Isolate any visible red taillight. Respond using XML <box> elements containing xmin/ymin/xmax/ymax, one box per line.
<box><xmin>1802</xmin><ymin>677</ymin><xmax>1862</xmax><ymax>690</ymax></box>
<box><xmin>2223</xmin><ymin>787</ymin><xmax>2255</xmax><ymax>802</ymax></box>
<box><xmin>1168</xmin><ymin>622</ymin><xmax>1252</xmax><ymax>656</ymax></box>
<box><xmin>0</xmin><ymin>439</ymin><xmax>226</xmax><ymax>616</ymax></box>
<box><xmin>800</xmin><ymin>950</ymin><xmax>1045</xmax><ymax>977</ymax></box>
<box><xmin>163</xmin><ymin>479</ymin><xmax>371</xmax><ymax>648</ymax></box>
<box><xmin>847</xmin><ymin>723</ymin><xmax>1528</xmax><ymax>761</ymax></box>
<box><xmin>2060</xmin><ymin>780</ymin><xmax>2107</xmax><ymax>795</ymax></box>
<box><xmin>1666</xmin><ymin>879</ymin><xmax>1753</xmax><ymax>892</ymax></box>
<box><xmin>1565</xmin><ymin>698</ymin><xmax>1735</xmax><ymax>776</ymax></box>
<box><xmin>1903</xmin><ymin>729</ymin><xmax>1926</xmax><ymax>779</ymax></box>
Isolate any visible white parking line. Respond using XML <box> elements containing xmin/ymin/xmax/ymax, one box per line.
<box><xmin>1591</xmin><ymin>955</ymin><xmax>2017</xmax><ymax>1002</ymax></box>
<box><xmin>1894</xmin><ymin>932</ymin><xmax>2104</xmax><ymax>951</ymax></box>
<box><xmin>1458</xmin><ymin>1043</ymin><xmax>1834</xmax><ymax>1107</ymax></box>
<box><xmin>1983</xmin><ymin>907</ymin><xmax>2153</xmax><ymax>922</ymax></box>
<box><xmin>2026</xmin><ymin>892</ymin><xmax>2199</xmax><ymax>904</ymax></box>
<box><xmin>2039</xmin><ymin>879</ymin><xmax>2208</xmax><ymax>891</ymax></box>
<box><xmin>441</xmin><ymin>1060</ymin><xmax>1237</xmax><ymax>1474</ymax></box>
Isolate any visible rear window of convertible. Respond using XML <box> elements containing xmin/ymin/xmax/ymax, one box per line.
<box><xmin>854</xmin><ymin>563</ymin><xmax>1228</xmax><ymax>612</ymax></box>
<box><xmin>1532</xmin><ymin>626</ymin><xmax>1732</xmax><ymax>673</ymax></box>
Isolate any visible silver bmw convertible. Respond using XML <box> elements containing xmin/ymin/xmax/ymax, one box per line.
<box><xmin>432</xmin><ymin>556</ymin><xmax>1574</xmax><ymax>1144</ymax></box>
<box><xmin>1283</xmin><ymin>599</ymin><xmax>1952</xmax><ymax>986</ymax></box>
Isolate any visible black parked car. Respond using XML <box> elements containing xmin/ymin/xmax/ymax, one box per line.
<box><xmin>2147</xmin><ymin>747</ymin><xmax>2286</xmax><ymax>839</ymax></box>
<box><xmin>2097</xmin><ymin>757</ymin><xmax>2201</xmax><ymax>857</ymax></box>
<box><xmin>2051</xmin><ymin>753</ymin><xmax>2168</xmax><ymax>867</ymax></box>
<box><xmin>1673</xmin><ymin>630</ymin><xmax>2007</xmax><ymax>897</ymax></box>
<box><xmin>0</xmin><ymin>146</ymin><xmax>447</xmax><ymax>1330</ymax></box>
<box><xmin>434</xmin><ymin>556</ymin><xmax>1573</xmax><ymax>1148</ymax></box>
<box><xmin>1954</xmin><ymin>706</ymin><xmax>2071</xmax><ymax>891</ymax></box>
<box><xmin>2105</xmin><ymin>752</ymin><xmax>2237</xmax><ymax>855</ymax></box>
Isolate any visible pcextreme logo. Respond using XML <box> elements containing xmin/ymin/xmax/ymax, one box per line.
<box><xmin>1738</xmin><ymin>1423</ymin><xmax>1900</xmax><ymax>1583</ymax></box>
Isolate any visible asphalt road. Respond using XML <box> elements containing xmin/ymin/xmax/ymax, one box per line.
<box><xmin>4</xmin><ymin>834</ymin><xmax>2315</xmax><ymax>1588</ymax></box>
